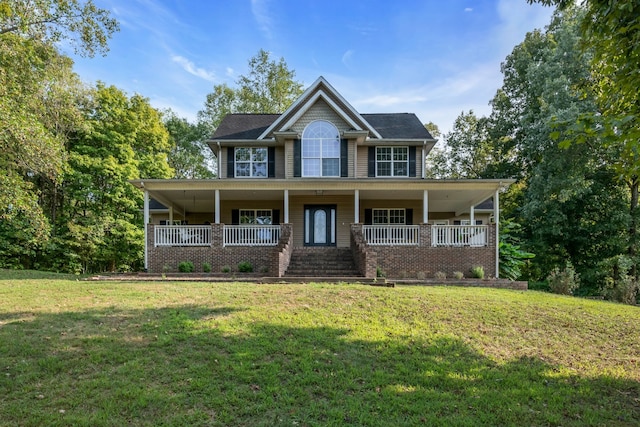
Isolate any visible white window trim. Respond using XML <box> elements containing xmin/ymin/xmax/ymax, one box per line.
<box><xmin>372</xmin><ymin>208</ymin><xmax>406</xmax><ymax>225</ymax></box>
<box><xmin>239</xmin><ymin>209</ymin><xmax>273</xmax><ymax>225</ymax></box>
<box><xmin>302</xmin><ymin>120</ymin><xmax>341</xmax><ymax>177</ymax></box>
<box><xmin>375</xmin><ymin>146</ymin><xmax>409</xmax><ymax>177</ymax></box>
<box><xmin>235</xmin><ymin>147</ymin><xmax>268</xmax><ymax>178</ymax></box>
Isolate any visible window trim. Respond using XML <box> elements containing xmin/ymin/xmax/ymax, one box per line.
<box><xmin>234</xmin><ymin>147</ymin><xmax>268</xmax><ymax>178</ymax></box>
<box><xmin>239</xmin><ymin>209</ymin><xmax>273</xmax><ymax>225</ymax></box>
<box><xmin>372</xmin><ymin>208</ymin><xmax>406</xmax><ymax>225</ymax></box>
<box><xmin>375</xmin><ymin>146</ymin><xmax>409</xmax><ymax>177</ymax></box>
<box><xmin>301</xmin><ymin>120</ymin><xmax>341</xmax><ymax>177</ymax></box>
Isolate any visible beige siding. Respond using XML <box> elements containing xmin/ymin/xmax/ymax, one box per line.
<box><xmin>285</xmin><ymin>139</ymin><xmax>294</xmax><ymax>179</ymax></box>
<box><xmin>356</xmin><ymin>145</ymin><xmax>369</xmax><ymax>178</ymax></box>
<box><xmin>289</xmin><ymin>195</ymin><xmax>354</xmax><ymax>248</ymax></box>
<box><xmin>220</xmin><ymin>146</ymin><xmax>228</xmax><ymax>178</ymax></box>
<box><xmin>291</xmin><ymin>99</ymin><xmax>351</xmax><ymax>134</ymax></box>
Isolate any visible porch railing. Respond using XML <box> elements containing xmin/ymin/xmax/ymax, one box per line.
<box><xmin>223</xmin><ymin>225</ymin><xmax>281</xmax><ymax>247</ymax></box>
<box><xmin>154</xmin><ymin>225</ymin><xmax>212</xmax><ymax>247</ymax></box>
<box><xmin>362</xmin><ymin>225</ymin><xmax>420</xmax><ymax>246</ymax></box>
<box><xmin>431</xmin><ymin>225</ymin><xmax>488</xmax><ymax>247</ymax></box>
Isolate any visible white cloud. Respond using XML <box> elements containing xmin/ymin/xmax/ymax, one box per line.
<box><xmin>464</xmin><ymin>7</ymin><xmax>473</xmax><ymax>12</ymax></box>
<box><xmin>251</xmin><ymin>0</ymin><xmax>274</xmax><ymax>40</ymax></box>
<box><xmin>226</xmin><ymin>67</ymin><xmax>234</xmax><ymax>77</ymax></box>
<box><xmin>171</xmin><ymin>55</ymin><xmax>217</xmax><ymax>82</ymax></box>
<box><xmin>494</xmin><ymin>0</ymin><xmax>553</xmax><ymax>58</ymax></box>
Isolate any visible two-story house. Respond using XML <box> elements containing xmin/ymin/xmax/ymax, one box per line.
<box><xmin>130</xmin><ymin>77</ymin><xmax>513</xmax><ymax>279</ymax></box>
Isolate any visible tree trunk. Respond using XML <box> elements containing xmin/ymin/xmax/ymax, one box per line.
<box><xmin>629</xmin><ymin>176</ymin><xmax>639</xmax><ymax>279</ymax></box>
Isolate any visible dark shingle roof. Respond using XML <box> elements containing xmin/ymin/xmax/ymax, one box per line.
<box><xmin>212</xmin><ymin>114</ymin><xmax>280</xmax><ymax>140</ymax></box>
<box><xmin>362</xmin><ymin>113</ymin><xmax>434</xmax><ymax>139</ymax></box>
<box><xmin>210</xmin><ymin>112</ymin><xmax>433</xmax><ymax>140</ymax></box>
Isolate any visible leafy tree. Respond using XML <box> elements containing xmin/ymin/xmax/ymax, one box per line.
<box><xmin>198</xmin><ymin>49</ymin><xmax>304</xmax><ymax>132</ymax></box>
<box><xmin>164</xmin><ymin>110</ymin><xmax>216</xmax><ymax>179</ymax></box>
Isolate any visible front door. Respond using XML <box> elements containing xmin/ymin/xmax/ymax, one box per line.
<box><xmin>304</xmin><ymin>205</ymin><xmax>336</xmax><ymax>246</ymax></box>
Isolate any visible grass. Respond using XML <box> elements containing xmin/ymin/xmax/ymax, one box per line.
<box><xmin>0</xmin><ymin>272</ymin><xmax>639</xmax><ymax>426</ymax></box>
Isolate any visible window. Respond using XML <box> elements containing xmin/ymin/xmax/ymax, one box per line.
<box><xmin>373</xmin><ymin>208</ymin><xmax>406</xmax><ymax>225</ymax></box>
<box><xmin>239</xmin><ymin>209</ymin><xmax>272</xmax><ymax>225</ymax></box>
<box><xmin>376</xmin><ymin>147</ymin><xmax>408</xmax><ymax>177</ymax></box>
<box><xmin>302</xmin><ymin>121</ymin><xmax>340</xmax><ymax>177</ymax></box>
<box><xmin>235</xmin><ymin>148</ymin><xmax>267</xmax><ymax>177</ymax></box>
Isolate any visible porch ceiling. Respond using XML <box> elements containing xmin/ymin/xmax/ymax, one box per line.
<box><xmin>132</xmin><ymin>179</ymin><xmax>512</xmax><ymax>215</ymax></box>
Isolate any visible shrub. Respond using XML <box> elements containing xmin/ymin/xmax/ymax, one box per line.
<box><xmin>178</xmin><ymin>261</ymin><xmax>194</xmax><ymax>273</ymax></box>
<box><xmin>376</xmin><ymin>266</ymin><xmax>386</xmax><ymax>278</ymax></box>
<box><xmin>434</xmin><ymin>271</ymin><xmax>446</xmax><ymax>280</ymax></box>
<box><xmin>470</xmin><ymin>265</ymin><xmax>485</xmax><ymax>279</ymax></box>
<box><xmin>237</xmin><ymin>261</ymin><xmax>253</xmax><ymax>273</ymax></box>
<box><xmin>453</xmin><ymin>271</ymin><xmax>464</xmax><ymax>280</ymax></box>
<box><xmin>547</xmin><ymin>261</ymin><xmax>579</xmax><ymax>295</ymax></box>
<box><xmin>221</xmin><ymin>265</ymin><xmax>231</xmax><ymax>273</ymax></box>
<box><xmin>416</xmin><ymin>271</ymin><xmax>426</xmax><ymax>280</ymax></box>
<box><xmin>202</xmin><ymin>262</ymin><xmax>211</xmax><ymax>273</ymax></box>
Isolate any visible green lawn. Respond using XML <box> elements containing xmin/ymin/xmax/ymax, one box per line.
<box><xmin>0</xmin><ymin>271</ymin><xmax>638</xmax><ymax>426</ymax></box>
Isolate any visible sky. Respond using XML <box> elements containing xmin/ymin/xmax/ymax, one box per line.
<box><xmin>68</xmin><ymin>0</ymin><xmax>554</xmax><ymax>135</ymax></box>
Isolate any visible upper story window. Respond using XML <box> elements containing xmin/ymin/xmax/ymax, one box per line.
<box><xmin>235</xmin><ymin>147</ymin><xmax>267</xmax><ymax>177</ymax></box>
<box><xmin>302</xmin><ymin>121</ymin><xmax>340</xmax><ymax>177</ymax></box>
<box><xmin>373</xmin><ymin>208</ymin><xmax>406</xmax><ymax>225</ymax></box>
<box><xmin>376</xmin><ymin>147</ymin><xmax>408</xmax><ymax>177</ymax></box>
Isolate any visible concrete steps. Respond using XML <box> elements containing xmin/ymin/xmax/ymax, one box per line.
<box><xmin>285</xmin><ymin>247</ymin><xmax>362</xmax><ymax>277</ymax></box>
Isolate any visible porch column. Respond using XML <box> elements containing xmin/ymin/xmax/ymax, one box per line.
<box><xmin>494</xmin><ymin>190</ymin><xmax>500</xmax><ymax>278</ymax></box>
<box><xmin>284</xmin><ymin>189</ymin><xmax>289</xmax><ymax>223</ymax></box>
<box><xmin>354</xmin><ymin>190</ymin><xmax>360</xmax><ymax>223</ymax></box>
<box><xmin>143</xmin><ymin>190</ymin><xmax>149</xmax><ymax>271</ymax></box>
<box><xmin>423</xmin><ymin>190</ymin><xmax>429</xmax><ymax>223</ymax></box>
<box><xmin>470</xmin><ymin>205</ymin><xmax>475</xmax><ymax>225</ymax></box>
<box><xmin>169</xmin><ymin>206</ymin><xmax>173</xmax><ymax>224</ymax></box>
<box><xmin>214</xmin><ymin>190</ymin><xmax>220</xmax><ymax>224</ymax></box>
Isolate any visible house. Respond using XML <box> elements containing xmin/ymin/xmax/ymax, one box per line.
<box><xmin>130</xmin><ymin>77</ymin><xmax>513</xmax><ymax>279</ymax></box>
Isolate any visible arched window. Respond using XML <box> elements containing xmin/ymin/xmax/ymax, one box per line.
<box><xmin>302</xmin><ymin>120</ymin><xmax>340</xmax><ymax>177</ymax></box>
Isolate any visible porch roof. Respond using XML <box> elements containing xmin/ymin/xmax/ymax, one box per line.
<box><xmin>130</xmin><ymin>178</ymin><xmax>514</xmax><ymax>218</ymax></box>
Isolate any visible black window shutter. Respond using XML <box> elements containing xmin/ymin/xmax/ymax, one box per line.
<box><xmin>227</xmin><ymin>147</ymin><xmax>234</xmax><ymax>178</ymax></box>
<box><xmin>409</xmin><ymin>146</ymin><xmax>416</xmax><ymax>177</ymax></box>
<box><xmin>272</xmin><ymin>209</ymin><xmax>280</xmax><ymax>225</ymax></box>
<box><xmin>406</xmin><ymin>209</ymin><xmax>413</xmax><ymax>225</ymax></box>
<box><xmin>340</xmin><ymin>139</ymin><xmax>348</xmax><ymax>177</ymax></box>
<box><xmin>454</xmin><ymin>220</ymin><xmax>461</xmax><ymax>225</ymax></box>
<box><xmin>364</xmin><ymin>208</ymin><xmax>373</xmax><ymax>225</ymax></box>
<box><xmin>231</xmin><ymin>209</ymin><xmax>240</xmax><ymax>225</ymax></box>
<box><xmin>368</xmin><ymin>147</ymin><xmax>375</xmax><ymax>177</ymax></box>
<box><xmin>475</xmin><ymin>219</ymin><xmax>483</xmax><ymax>225</ymax></box>
<box><xmin>294</xmin><ymin>139</ymin><xmax>301</xmax><ymax>177</ymax></box>
<box><xmin>268</xmin><ymin>147</ymin><xmax>275</xmax><ymax>178</ymax></box>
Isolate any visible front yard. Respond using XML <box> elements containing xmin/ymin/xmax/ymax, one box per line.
<box><xmin>0</xmin><ymin>272</ymin><xmax>638</xmax><ymax>426</ymax></box>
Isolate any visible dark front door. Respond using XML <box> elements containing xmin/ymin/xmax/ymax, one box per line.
<box><xmin>304</xmin><ymin>205</ymin><xmax>336</xmax><ymax>246</ymax></box>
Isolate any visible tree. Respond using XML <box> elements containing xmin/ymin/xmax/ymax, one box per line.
<box><xmin>164</xmin><ymin>110</ymin><xmax>216</xmax><ymax>179</ymax></box>
<box><xmin>0</xmin><ymin>0</ymin><xmax>119</xmax><ymax>57</ymax></box>
<box><xmin>198</xmin><ymin>49</ymin><xmax>304</xmax><ymax>132</ymax></box>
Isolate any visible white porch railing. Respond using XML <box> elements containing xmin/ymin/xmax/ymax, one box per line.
<box><xmin>362</xmin><ymin>225</ymin><xmax>420</xmax><ymax>246</ymax></box>
<box><xmin>432</xmin><ymin>225</ymin><xmax>488</xmax><ymax>247</ymax></box>
<box><xmin>224</xmin><ymin>225</ymin><xmax>281</xmax><ymax>247</ymax></box>
<box><xmin>154</xmin><ymin>225</ymin><xmax>212</xmax><ymax>247</ymax></box>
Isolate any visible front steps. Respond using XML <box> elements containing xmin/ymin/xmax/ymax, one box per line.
<box><xmin>285</xmin><ymin>247</ymin><xmax>362</xmax><ymax>278</ymax></box>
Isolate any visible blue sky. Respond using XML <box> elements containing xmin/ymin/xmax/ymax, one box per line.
<box><xmin>68</xmin><ymin>0</ymin><xmax>554</xmax><ymax>134</ymax></box>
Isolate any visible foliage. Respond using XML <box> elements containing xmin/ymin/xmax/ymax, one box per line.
<box><xmin>376</xmin><ymin>266</ymin><xmax>386</xmax><ymax>278</ymax></box>
<box><xmin>178</xmin><ymin>261</ymin><xmax>194</xmax><ymax>273</ymax></box>
<box><xmin>202</xmin><ymin>262</ymin><xmax>211</xmax><ymax>273</ymax></box>
<box><xmin>470</xmin><ymin>266</ymin><xmax>485</xmax><ymax>279</ymax></box>
<box><xmin>237</xmin><ymin>261</ymin><xmax>253</xmax><ymax>273</ymax></box>
<box><xmin>0</xmin><ymin>0</ymin><xmax>119</xmax><ymax>57</ymax></box>
<box><xmin>1</xmin><ymin>280</ymin><xmax>639</xmax><ymax>425</ymax></box>
<box><xmin>221</xmin><ymin>265</ymin><xmax>231</xmax><ymax>273</ymax></box>
<box><xmin>198</xmin><ymin>49</ymin><xmax>303</xmax><ymax>132</ymax></box>
<box><xmin>547</xmin><ymin>261</ymin><xmax>580</xmax><ymax>295</ymax></box>
<box><xmin>434</xmin><ymin>271</ymin><xmax>446</xmax><ymax>280</ymax></box>
<box><xmin>601</xmin><ymin>256</ymin><xmax>639</xmax><ymax>305</ymax></box>
<box><xmin>453</xmin><ymin>271</ymin><xmax>464</xmax><ymax>280</ymax></box>
<box><xmin>163</xmin><ymin>109</ymin><xmax>215</xmax><ymax>179</ymax></box>
<box><xmin>499</xmin><ymin>220</ymin><xmax>535</xmax><ymax>280</ymax></box>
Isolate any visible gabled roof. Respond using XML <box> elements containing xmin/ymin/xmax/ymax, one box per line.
<box><xmin>362</xmin><ymin>113</ymin><xmax>433</xmax><ymax>139</ymax></box>
<box><xmin>213</xmin><ymin>114</ymin><xmax>280</xmax><ymax>140</ymax></box>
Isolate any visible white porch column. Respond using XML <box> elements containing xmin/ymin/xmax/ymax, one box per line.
<box><xmin>354</xmin><ymin>190</ymin><xmax>360</xmax><ymax>223</ymax></box>
<box><xmin>494</xmin><ymin>190</ymin><xmax>500</xmax><ymax>279</ymax></box>
<box><xmin>470</xmin><ymin>205</ymin><xmax>475</xmax><ymax>225</ymax></box>
<box><xmin>423</xmin><ymin>190</ymin><xmax>429</xmax><ymax>223</ymax></box>
<box><xmin>284</xmin><ymin>189</ymin><xmax>289</xmax><ymax>223</ymax></box>
<box><xmin>214</xmin><ymin>190</ymin><xmax>220</xmax><ymax>224</ymax></box>
<box><xmin>143</xmin><ymin>189</ymin><xmax>149</xmax><ymax>271</ymax></box>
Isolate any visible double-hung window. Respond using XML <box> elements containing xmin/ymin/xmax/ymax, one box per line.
<box><xmin>373</xmin><ymin>208</ymin><xmax>406</xmax><ymax>225</ymax></box>
<box><xmin>239</xmin><ymin>209</ymin><xmax>272</xmax><ymax>225</ymax></box>
<box><xmin>302</xmin><ymin>121</ymin><xmax>340</xmax><ymax>177</ymax></box>
<box><xmin>235</xmin><ymin>148</ymin><xmax>267</xmax><ymax>177</ymax></box>
<box><xmin>376</xmin><ymin>147</ymin><xmax>408</xmax><ymax>177</ymax></box>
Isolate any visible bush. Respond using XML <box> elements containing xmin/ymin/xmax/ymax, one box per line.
<box><xmin>178</xmin><ymin>261</ymin><xmax>194</xmax><ymax>273</ymax></box>
<box><xmin>547</xmin><ymin>261</ymin><xmax>579</xmax><ymax>295</ymax></box>
<box><xmin>237</xmin><ymin>261</ymin><xmax>253</xmax><ymax>273</ymax></box>
<box><xmin>470</xmin><ymin>266</ymin><xmax>485</xmax><ymax>279</ymax></box>
<box><xmin>202</xmin><ymin>262</ymin><xmax>211</xmax><ymax>273</ymax></box>
<box><xmin>453</xmin><ymin>271</ymin><xmax>464</xmax><ymax>280</ymax></box>
<box><xmin>221</xmin><ymin>265</ymin><xmax>231</xmax><ymax>273</ymax></box>
<box><xmin>434</xmin><ymin>271</ymin><xmax>446</xmax><ymax>280</ymax></box>
<box><xmin>376</xmin><ymin>266</ymin><xmax>386</xmax><ymax>278</ymax></box>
